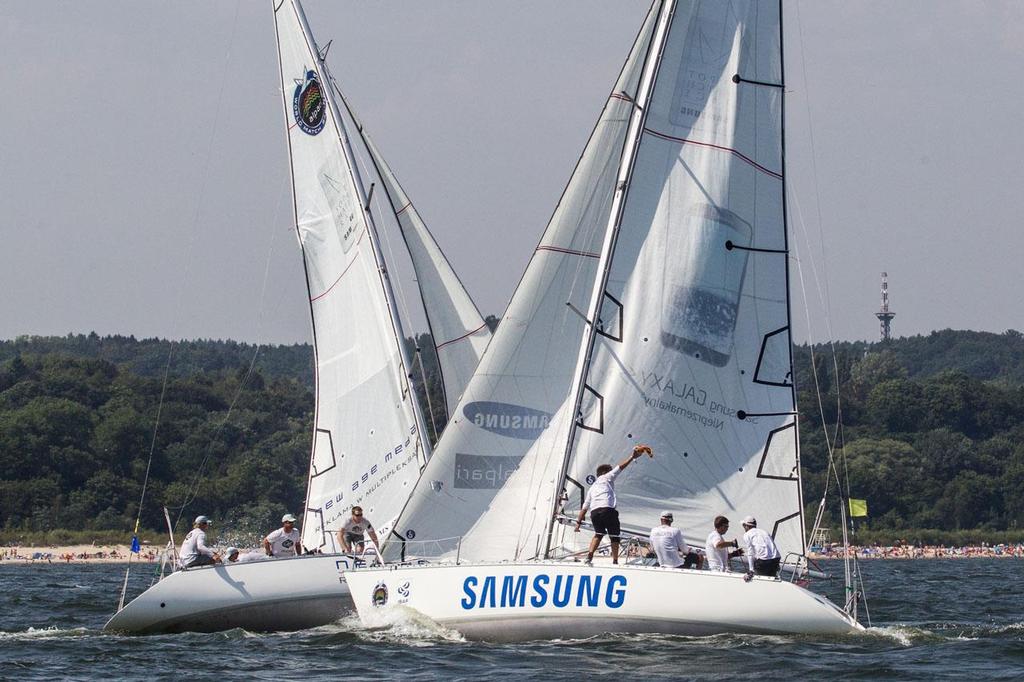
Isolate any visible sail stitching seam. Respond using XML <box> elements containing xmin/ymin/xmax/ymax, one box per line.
<box><xmin>643</xmin><ymin>128</ymin><xmax>783</xmax><ymax>180</ymax></box>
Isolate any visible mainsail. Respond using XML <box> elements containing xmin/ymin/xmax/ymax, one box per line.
<box><xmin>273</xmin><ymin>0</ymin><xmax>431</xmax><ymax>551</ymax></box>
<box><xmin>387</xmin><ymin>3</ymin><xmax>661</xmax><ymax>560</ymax></box>
<box><xmin>394</xmin><ymin>0</ymin><xmax>804</xmax><ymax>563</ymax></box>
<box><xmin>551</xmin><ymin>0</ymin><xmax>804</xmax><ymax>559</ymax></box>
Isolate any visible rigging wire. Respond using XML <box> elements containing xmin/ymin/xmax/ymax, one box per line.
<box><xmin>172</xmin><ymin>168</ymin><xmax>292</xmax><ymax>526</ymax></box>
<box><xmin>788</xmin><ymin>0</ymin><xmax>868</xmax><ymax>623</ymax></box>
<box><xmin>116</xmin><ymin>0</ymin><xmax>244</xmax><ymax>610</ymax></box>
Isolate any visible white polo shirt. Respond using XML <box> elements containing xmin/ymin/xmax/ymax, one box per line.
<box><xmin>649</xmin><ymin>524</ymin><xmax>689</xmax><ymax>568</ymax></box>
<box><xmin>582</xmin><ymin>465</ymin><xmax>624</xmax><ymax>512</ymax></box>
<box><xmin>743</xmin><ymin>526</ymin><xmax>781</xmax><ymax>571</ymax></box>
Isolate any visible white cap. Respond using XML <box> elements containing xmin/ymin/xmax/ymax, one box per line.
<box><xmin>741</xmin><ymin>515</ymin><xmax>756</xmax><ymax>526</ymax></box>
<box><xmin>282</xmin><ymin>513</ymin><xmax>297</xmax><ymax>523</ymax></box>
<box><xmin>660</xmin><ymin>510</ymin><xmax>673</xmax><ymax>519</ymax></box>
<box><xmin>225</xmin><ymin>547</ymin><xmax>239</xmax><ymax>557</ymax></box>
<box><xmin>194</xmin><ymin>515</ymin><xmax>211</xmax><ymax>525</ymax></box>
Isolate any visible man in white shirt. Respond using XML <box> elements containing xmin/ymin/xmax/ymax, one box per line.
<box><xmin>741</xmin><ymin>515</ymin><xmax>781</xmax><ymax>579</ymax></box>
<box><xmin>337</xmin><ymin>506</ymin><xmax>379</xmax><ymax>554</ymax></box>
<box><xmin>704</xmin><ymin>515</ymin><xmax>744</xmax><ymax>572</ymax></box>
<box><xmin>574</xmin><ymin>444</ymin><xmax>652</xmax><ymax>565</ymax></box>
<box><xmin>649</xmin><ymin>511</ymin><xmax>701</xmax><ymax>569</ymax></box>
<box><xmin>179</xmin><ymin>515</ymin><xmax>219</xmax><ymax>569</ymax></box>
<box><xmin>263</xmin><ymin>513</ymin><xmax>302</xmax><ymax>557</ymax></box>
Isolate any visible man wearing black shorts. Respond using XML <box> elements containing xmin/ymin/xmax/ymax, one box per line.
<box><xmin>574</xmin><ymin>444</ymin><xmax>652</xmax><ymax>565</ymax></box>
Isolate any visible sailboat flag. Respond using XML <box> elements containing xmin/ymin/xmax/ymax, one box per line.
<box><xmin>848</xmin><ymin>499</ymin><xmax>869</xmax><ymax>517</ymax></box>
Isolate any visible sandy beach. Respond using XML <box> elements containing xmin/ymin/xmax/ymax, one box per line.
<box><xmin>0</xmin><ymin>544</ymin><xmax>160</xmax><ymax>564</ymax></box>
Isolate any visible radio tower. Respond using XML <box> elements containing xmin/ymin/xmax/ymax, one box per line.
<box><xmin>875</xmin><ymin>272</ymin><xmax>895</xmax><ymax>341</ymax></box>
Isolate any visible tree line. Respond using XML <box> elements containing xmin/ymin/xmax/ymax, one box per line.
<box><xmin>0</xmin><ymin>327</ymin><xmax>1021</xmax><ymax>543</ymax></box>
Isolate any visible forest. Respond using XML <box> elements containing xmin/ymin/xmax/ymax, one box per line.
<box><xmin>1</xmin><ymin>328</ymin><xmax>1022</xmax><ymax>544</ymax></box>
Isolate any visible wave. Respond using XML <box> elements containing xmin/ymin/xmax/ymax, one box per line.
<box><xmin>0</xmin><ymin>626</ymin><xmax>93</xmax><ymax>641</ymax></box>
<box><xmin>343</xmin><ymin>608</ymin><xmax>465</xmax><ymax>646</ymax></box>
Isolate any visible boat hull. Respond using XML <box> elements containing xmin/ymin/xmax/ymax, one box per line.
<box><xmin>104</xmin><ymin>554</ymin><xmax>357</xmax><ymax>634</ymax></box>
<box><xmin>344</xmin><ymin>562</ymin><xmax>861</xmax><ymax>642</ymax></box>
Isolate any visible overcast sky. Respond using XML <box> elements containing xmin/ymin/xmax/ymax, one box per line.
<box><xmin>1</xmin><ymin>1</ymin><xmax>1022</xmax><ymax>346</ymax></box>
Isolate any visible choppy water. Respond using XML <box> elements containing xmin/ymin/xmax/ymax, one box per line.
<box><xmin>1</xmin><ymin>559</ymin><xmax>1022</xmax><ymax>680</ymax></box>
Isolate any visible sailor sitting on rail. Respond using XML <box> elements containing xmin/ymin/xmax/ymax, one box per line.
<box><xmin>179</xmin><ymin>515</ymin><xmax>220</xmax><ymax>568</ymax></box>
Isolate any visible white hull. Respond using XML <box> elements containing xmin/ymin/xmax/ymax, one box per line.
<box><xmin>344</xmin><ymin>562</ymin><xmax>861</xmax><ymax>642</ymax></box>
<box><xmin>104</xmin><ymin>554</ymin><xmax>357</xmax><ymax>634</ymax></box>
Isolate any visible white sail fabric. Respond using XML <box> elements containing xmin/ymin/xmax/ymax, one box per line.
<box><xmin>273</xmin><ymin>0</ymin><xmax>427</xmax><ymax>551</ymax></box>
<box><xmin>554</xmin><ymin>0</ymin><xmax>805</xmax><ymax>559</ymax></box>
<box><xmin>388</xmin><ymin>4</ymin><xmax>661</xmax><ymax>561</ymax></box>
<box><xmin>362</xmin><ymin>135</ymin><xmax>491</xmax><ymax>418</ymax></box>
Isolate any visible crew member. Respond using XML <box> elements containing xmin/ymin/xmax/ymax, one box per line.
<box><xmin>337</xmin><ymin>506</ymin><xmax>379</xmax><ymax>554</ymax></box>
<box><xmin>263</xmin><ymin>513</ymin><xmax>302</xmax><ymax>557</ymax></box>
<box><xmin>574</xmin><ymin>443</ymin><xmax>652</xmax><ymax>565</ymax></box>
<box><xmin>649</xmin><ymin>511</ymin><xmax>701</xmax><ymax>569</ymax></box>
<box><xmin>705</xmin><ymin>515</ymin><xmax>743</xmax><ymax>572</ymax></box>
<box><xmin>741</xmin><ymin>515</ymin><xmax>781</xmax><ymax>579</ymax></box>
<box><xmin>179</xmin><ymin>515</ymin><xmax>219</xmax><ymax>568</ymax></box>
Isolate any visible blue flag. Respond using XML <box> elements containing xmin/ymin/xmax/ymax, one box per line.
<box><xmin>130</xmin><ymin>535</ymin><xmax>141</xmax><ymax>553</ymax></box>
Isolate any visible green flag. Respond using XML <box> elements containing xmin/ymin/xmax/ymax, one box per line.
<box><xmin>849</xmin><ymin>498</ymin><xmax>868</xmax><ymax>517</ymax></box>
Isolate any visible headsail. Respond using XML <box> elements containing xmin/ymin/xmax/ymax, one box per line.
<box><xmin>273</xmin><ymin>0</ymin><xmax>430</xmax><ymax>551</ymax></box>
<box><xmin>360</xmin><ymin>132</ymin><xmax>491</xmax><ymax>419</ymax></box>
<box><xmin>387</xmin><ymin>3</ymin><xmax>661</xmax><ymax>561</ymax></box>
<box><xmin>551</xmin><ymin>0</ymin><xmax>804</xmax><ymax>559</ymax></box>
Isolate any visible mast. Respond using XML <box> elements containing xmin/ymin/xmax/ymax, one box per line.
<box><xmin>291</xmin><ymin>0</ymin><xmax>432</xmax><ymax>469</ymax></box>
<box><xmin>542</xmin><ymin>0</ymin><xmax>676</xmax><ymax>558</ymax></box>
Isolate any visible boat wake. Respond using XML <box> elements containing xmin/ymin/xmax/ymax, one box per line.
<box><xmin>0</xmin><ymin>626</ymin><xmax>93</xmax><ymax>641</ymax></box>
<box><xmin>345</xmin><ymin>607</ymin><xmax>465</xmax><ymax>645</ymax></box>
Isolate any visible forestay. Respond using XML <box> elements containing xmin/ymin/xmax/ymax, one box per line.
<box><xmin>360</xmin><ymin>133</ymin><xmax>491</xmax><ymax>418</ymax></box>
<box><xmin>273</xmin><ymin>0</ymin><xmax>428</xmax><ymax>551</ymax></box>
<box><xmin>387</xmin><ymin>4</ymin><xmax>661</xmax><ymax>561</ymax></box>
<box><xmin>552</xmin><ymin>0</ymin><xmax>804</xmax><ymax>559</ymax></box>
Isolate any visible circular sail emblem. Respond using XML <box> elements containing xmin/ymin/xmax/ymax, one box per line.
<box><xmin>293</xmin><ymin>70</ymin><xmax>326</xmax><ymax>135</ymax></box>
<box><xmin>371</xmin><ymin>582</ymin><xmax>388</xmax><ymax>607</ymax></box>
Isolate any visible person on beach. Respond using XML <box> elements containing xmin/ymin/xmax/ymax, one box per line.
<box><xmin>574</xmin><ymin>444</ymin><xmax>652</xmax><ymax>565</ymax></box>
<box><xmin>741</xmin><ymin>515</ymin><xmax>781</xmax><ymax>580</ymax></box>
<box><xmin>179</xmin><ymin>515</ymin><xmax>220</xmax><ymax>568</ymax></box>
<box><xmin>264</xmin><ymin>514</ymin><xmax>302</xmax><ymax>557</ymax></box>
<box><xmin>704</xmin><ymin>515</ymin><xmax>743</xmax><ymax>572</ymax></box>
<box><xmin>649</xmin><ymin>511</ymin><xmax>702</xmax><ymax>569</ymax></box>
<box><xmin>337</xmin><ymin>506</ymin><xmax>378</xmax><ymax>554</ymax></box>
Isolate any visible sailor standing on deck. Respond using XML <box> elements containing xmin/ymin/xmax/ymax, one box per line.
<box><xmin>741</xmin><ymin>515</ymin><xmax>781</xmax><ymax>579</ymax></box>
<box><xmin>179</xmin><ymin>515</ymin><xmax>220</xmax><ymax>569</ymax></box>
<box><xmin>574</xmin><ymin>444</ymin><xmax>651</xmax><ymax>565</ymax></box>
<box><xmin>264</xmin><ymin>514</ymin><xmax>302</xmax><ymax>557</ymax></box>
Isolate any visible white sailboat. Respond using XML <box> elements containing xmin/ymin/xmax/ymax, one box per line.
<box><xmin>345</xmin><ymin>0</ymin><xmax>862</xmax><ymax>640</ymax></box>
<box><xmin>103</xmin><ymin>0</ymin><xmax>490</xmax><ymax>634</ymax></box>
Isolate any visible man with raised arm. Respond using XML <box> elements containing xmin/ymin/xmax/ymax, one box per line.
<box><xmin>574</xmin><ymin>444</ymin><xmax>652</xmax><ymax>565</ymax></box>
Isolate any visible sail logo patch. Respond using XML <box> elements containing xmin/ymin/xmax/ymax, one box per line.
<box><xmin>371</xmin><ymin>582</ymin><xmax>388</xmax><ymax>607</ymax></box>
<box><xmin>460</xmin><ymin>574</ymin><xmax>627</xmax><ymax>610</ymax></box>
<box><xmin>293</xmin><ymin>70</ymin><xmax>326</xmax><ymax>135</ymax></box>
<box><xmin>462</xmin><ymin>401</ymin><xmax>551</xmax><ymax>439</ymax></box>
